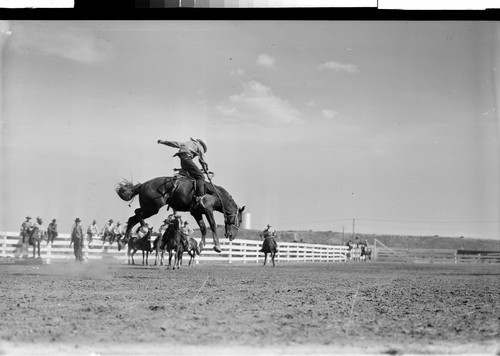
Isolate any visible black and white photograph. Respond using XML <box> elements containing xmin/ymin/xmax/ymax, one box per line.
<box><xmin>0</xmin><ymin>16</ymin><xmax>499</xmax><ymax>355</ymax></box>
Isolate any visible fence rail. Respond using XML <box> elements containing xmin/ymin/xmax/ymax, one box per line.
<box><xmin>373</xmin><ymin>239</ymin><xmax>500</xmax><ymax>264</ymax></box>
<box><xmin>0</xmin><ymin>232</ymin><xmax>348</xmax><ymax>264</ymax></box>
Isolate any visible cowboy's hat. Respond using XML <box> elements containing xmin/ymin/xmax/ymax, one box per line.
<box><xmin>75</xmin><ymin>218</ymin><xmax>81</xmax><ymax>223</ymax></box>
<box><xmin>191</xmin><ymin>137</ymin><xmax>207</xmax><ymax>153</ymax></box>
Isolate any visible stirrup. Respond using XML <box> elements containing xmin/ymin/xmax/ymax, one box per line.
<box><xmin>196</xmin><ymin>195</ymin><xmax>206</xmax><ymax>208</ymax></box>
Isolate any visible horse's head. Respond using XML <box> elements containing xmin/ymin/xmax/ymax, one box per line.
<box><xmin>224</xmin><ymin>206</ymin><xmax>245</xmax><ymax>241</ymax></box>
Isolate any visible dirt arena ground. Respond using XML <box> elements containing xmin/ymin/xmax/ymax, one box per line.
<box><xmin>0</xmin><ymin>259</ymin><xmax>498</xmax><ymax>355</ymax></box>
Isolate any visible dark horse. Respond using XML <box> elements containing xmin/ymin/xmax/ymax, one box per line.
<box><xmin>154</xmin><ymin>219</ymin><xmax>200</xmax><ymax>268</ymax></box>
<box><xmin>154</xmin><ymin>216</ymin><xmax>180</xmax><ymax>267</ymax></box>
<box><xmin>260</xmin><ymin>233</ymin><xmax>278</xmax><ymax>267</ymax></box>
<box><xmin>116</xmin><ymin>176</ymin><xmax>245</xmax><ymax>253</ymax></box>
<box><xmin>118</xmin><ymin>226</ymin><xmax>154</xmax><ymax>265</ymax></box>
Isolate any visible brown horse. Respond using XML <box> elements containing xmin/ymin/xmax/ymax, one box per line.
<box><xmin>260</xmin><ymin>234</ymin><xmax>278</xmax><ymax>267</ymax></box>
<box><xmin>116</xmin><ymin>176</ymin><xmax>244</xmax><ymax>253</ymax></box>
<box><xmin>118</xmin><ymin>226</ymin><xmax>154</xmax><ymax>265</ymax></box>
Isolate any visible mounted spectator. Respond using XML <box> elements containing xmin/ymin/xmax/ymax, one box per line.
<box><xmin>158</xmin><ymin>219</ymin><xmax>169</xmax><ymax>239</ymax></box>
<box><xmin>179</xmin><ymin>220</ymin><xmax>193</xmax><ymax>251</ymax></box>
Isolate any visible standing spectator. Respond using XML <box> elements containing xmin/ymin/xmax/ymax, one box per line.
<box><xmin>47</xmin><ymin>219</ymin><xmax>58</xmax><ymax>246</ymax></box>
<box><xmin>70</xmin><ymin>218</ymin><xmax>84</xmax><ymax>262</ymax></box>
<box><xmin>14</xmin><ymin>215</ymin><xmax>33</xmax><ymax>258</ymax></box>
<box><xmin>101</xmin><ymin>219</ymin><xmax>115</xmax><ymax>244</ymax></box>
<box><xmin>30</xmin><ymin>217</ymin><xmax>45</xmax><ymax>258</ymax></box>
<box><xmin>179</xmin><ymin>221</ymin><xmax>193</xmax><ymax>250</ymax></box>
<box><xmin>86</xmin><ymin>220</ymin><xmax>99</xmax><ymax>248</ymax></box>
<box><xmin>20</xmin><ymin>215</ymin><xmax>33</xmax><ymax>244</ymax></box>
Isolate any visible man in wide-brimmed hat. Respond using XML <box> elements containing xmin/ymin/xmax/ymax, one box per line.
<box><xmin>157</xmin><ymin>137</ymin><xmax>209</xmax><ymax>209</ymax></box>
<box><xmin>86</xmin><ymin>219</ymin><xmax>99</xmax><ymax>248</ymax></box>
<box><xmin>158</xmin><ymin>218</ymin><xmax>169</xmax><ymax>239</ymax></box>
<box><xmin>259</xmin><ymin>224</ymin><xmax>273</xmax><ymax>253</ymax></box>
<box><xmin>20</xmin><ymin>216</ymin><xmax>33</xmax><ymax>244</ymax></box>
<box><xmin>47</xmin><ymin>219</ymin><xmax>58</xmax><ymax>246</ymax></box>
<box><xmin>70</xmin><ymin>218</ymin><xmax>84</xmax><ymax>262</ymax></box>
<box><xmin>101</xmin><ymin>219</ymin><xmax>115</xmax><ymax>244</ymax></box>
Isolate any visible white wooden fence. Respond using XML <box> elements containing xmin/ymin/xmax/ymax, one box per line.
<box><xmin>372</xmin><ymin>239</ymin><xmax>500</xmax><ymax>264</ymax></box>
<box><xmin>0</xmin><ymin>232</ymin><xmax>348</xmax><ymax>264</ymax></box>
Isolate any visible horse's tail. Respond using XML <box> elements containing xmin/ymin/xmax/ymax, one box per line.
<box><xmin>115</xmin><ymin>179</ymin><xmax>142</xmax><ymax>202</ymax></box>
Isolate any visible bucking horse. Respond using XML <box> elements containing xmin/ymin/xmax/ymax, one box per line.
<box><xmin>115</xmin><ymin>172</ymin><xmax>244</xmax><ymax>253</ymax></box>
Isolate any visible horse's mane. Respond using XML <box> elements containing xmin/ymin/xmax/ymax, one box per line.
<box><xmin>210</xmin><ymin>183</ymin><xmax>236</xmax><ymax>207</ymax></box>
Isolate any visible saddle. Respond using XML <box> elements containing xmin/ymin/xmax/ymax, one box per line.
<box><xmin>172</xmin><ymin>168</ymin><xmax>214</xmax><ymax>194</ymax></box>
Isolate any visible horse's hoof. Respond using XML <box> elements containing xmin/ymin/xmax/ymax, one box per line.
<box><xmin>213</xmin><ymin>245</ymin><xmax>221</xmax><ymax>253</ymax></box>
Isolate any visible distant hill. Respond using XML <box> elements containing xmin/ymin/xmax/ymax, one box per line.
<box><xmin>192</xmin><ymin>227</ymin><xmax>500</xmax><ymax>251</ymax></box>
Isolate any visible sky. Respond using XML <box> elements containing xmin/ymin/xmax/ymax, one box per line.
<box><xmin>0</xmin><ymin>20</ymin><xmax>499</xmax><ymax>239</ymax></box>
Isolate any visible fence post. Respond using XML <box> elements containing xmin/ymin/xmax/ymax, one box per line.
<box><xmin>1</xmin><ymin>232</ymin><xmax>6</xmax><ymax>258</ymax></box>
<box><xmin>46</xmin><ymin>241</ymin><xmax>52</xmax><ymax>264</ymax></box>
<box><xmin>256</xmin><ymin>243</ymin><xmax>259</xmax><ymax>264</ymax></box>
<box><xmin>228</xmin><ymin>241</ymin><xmax>232</xmax><ymax>264</ymax></box>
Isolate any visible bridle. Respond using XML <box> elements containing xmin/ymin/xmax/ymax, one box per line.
<box><xmin>223</xmin><ymin>210</ymin><xmax>240</xmax><ymax>232</ymax></box>
<box><xmin>207</xmin><ymin>177</ymin><xmax>240</xmax><ymax>232</ymax></box>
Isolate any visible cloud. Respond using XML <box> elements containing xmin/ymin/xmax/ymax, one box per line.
<box><xmin>216</xmin><ymin>80</ymin><xmax>304</xmax><ymax>126</ymax></box>
<box><xmin>12</xmin><ymin>23</ymin><xmax>113</xmax><ymax>65</ymax></box>
<box><xmin>230</xmin><ymin>67</ymin><xmax>245</xmax><ymax>76</ymax></box>
<box><xmin>319</xmin><ymin>60</ymin><xmax>358</xmax><ymax>73</ymax></box>
<box><xmin>256</xmin><ymin>54</ymin><xmax>276</xmax><ymax>68</ymax></box>
<box><xmin>0</xmin><ymin>21</ymin><xmax>11</xmax><ymax>36</ymax></box>
<box><xmin>322</xmin><ymin>109</ymin><xmax>338</xmax><ymax>119</ymax></box>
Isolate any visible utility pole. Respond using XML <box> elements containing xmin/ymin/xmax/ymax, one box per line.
<box><xmin>352</xmin><ymin>218</ymin><xmax>355</xmax><ymax>238</ymax></box>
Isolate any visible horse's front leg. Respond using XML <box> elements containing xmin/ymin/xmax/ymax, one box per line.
<box><xmin>201</xmin><ymin>210</ymin><xmax>221</xmax><ymax>253</ymax></box>
<box><xmin>191</xmin><ymin>211</ymin><xmax>209</xmax><ymax>253</ymax></box>
<box><xmin>168</xmin><ymin>250</ymin><xmax>173</xmax><ymax>269</ymax></box>
<box><xmin>263</xmin><ymin>253</ymin><xmax>267</xmax><ymax>266</ymax></box>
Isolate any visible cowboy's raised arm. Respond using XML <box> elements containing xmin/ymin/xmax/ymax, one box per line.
<box><xmin>157</xmin><ymin>140</ymin><xmax>181</xmax><ymax>148</ymax></box>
